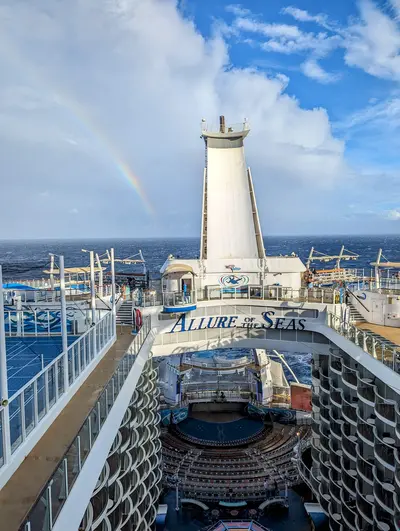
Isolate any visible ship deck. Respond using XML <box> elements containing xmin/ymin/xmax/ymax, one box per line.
<box><xmin>0</xmin><ymin>326</ymin><xmax>133</xmax><ymax>530</ymax></box>
<box><xmin>6</xmin><ymin>335</ymin><xmax>78</xmax><ymax>395</ymax></box>
<box><xmin>357</xmin><ymin>323</ymin><xmax>400</xmax><ymax>347</ymax></box>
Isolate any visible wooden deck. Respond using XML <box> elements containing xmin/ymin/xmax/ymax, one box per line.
<box><xmin>0</xmin><ymin>327</ymin><xmax>134</xmax><ymax>531</ymax></box>
<box><xmin>357</xmin><ymin>323</ymin><xmax>400</xmax><ymax>347</ymax></box>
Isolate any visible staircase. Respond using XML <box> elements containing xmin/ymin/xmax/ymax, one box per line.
<box><xmin>347</xmin><ymin>302</ymin><xmax>366</xmax><ymax>324</ymax></box>
<box><xmin>116</xmin><ymin>300</ymin><xmax>134</xmax><ymax>325</ymax></box>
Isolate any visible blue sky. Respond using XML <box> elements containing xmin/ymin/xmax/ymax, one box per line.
<box><xmin>2</xmin><ymin>0</ymin><xmax>400</xmax><ymax>238</ymax></box>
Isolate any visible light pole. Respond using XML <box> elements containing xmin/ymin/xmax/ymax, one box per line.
<box><xmin>82</xmin><ymin>249</ymin><xmax>96</xmax><ymax>325</ymax></box>
<box><xmin>50</xmin><ymin>254</ymin><xmax>69</xmax><ymax>390</ymax></box>
<box><xmin>110</xmin><ymin>248</ymin><xmax>116</xmax><ymax>335</ymax></box>
<box><xmin>0</xmin><ymin>265</ymin><xmax>11</xmax><ymax>463</ymax></box>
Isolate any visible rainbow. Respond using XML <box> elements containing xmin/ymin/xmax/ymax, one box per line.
<box><xmin>0</xmin><ymin>41</ymin><xmax>154</xmax><ymax>215</ymax></box>
<box><xmin>56</xmin><ymin>93</ymin><xmax>155</xmax><ymax>215</ymax></box>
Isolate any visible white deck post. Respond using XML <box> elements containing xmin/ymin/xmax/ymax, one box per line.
<box><xmin>0</xmin><ymin>266</ymin><xmax>11</xmax><ymax>463</ymax></box>
<box><xmin>95</xmin><ymin>253</ymin><xmax>103</xmax><ymax>298</ymax></box>
<box><xmin>90</xmin><ymin>251</ymin><xmax>96</xmax><ymax>325</ymax></box>
<box><xmin>111</xmin><ymin>248</ymin><xmax>116</xmax><ymax>335</ymax></box>
<box><xmin>59</xmin><ymin>256</ymin><xmax>69</xmax><ymax>390</ymax></box>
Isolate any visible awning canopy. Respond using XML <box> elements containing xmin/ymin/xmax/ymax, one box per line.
<box><xmin>370</xmin><ymin>261</ymin><xmax>400</xmax><ymax>268</ymax></box>
<box><xmin>43</xmin><ymin>266</ymin><xmax>106</xmax><ymax>275</ymax></box>
<box><xmin>164</xmin><ymin>263</ymin><xmax>195</xmax><ymax>275</ymax></box>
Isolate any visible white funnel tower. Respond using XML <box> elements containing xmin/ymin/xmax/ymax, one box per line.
<box><xmin>200</xmin><ymin>116</ymin><xmax>264</xmax><ymax>260</ymax></box>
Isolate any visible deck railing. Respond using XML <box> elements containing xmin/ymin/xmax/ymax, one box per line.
<box><xmin>20</xmin><ymin>317</ymin><xmax>151</xmax><ymax>531</ymax></box>
<box><xmin>326</xmin><ymin>312</ymin><xmax>399</xmax><ymax>372</ymax></box>
<box><xmin>0</xmin><ymin>311</ymin><xmax>115</xmax><ymax>474</ymax></box>
<box><xmin>140</xmin><ymin>285</ymin><xmax>340</xmax><ymax>307</ymax></box>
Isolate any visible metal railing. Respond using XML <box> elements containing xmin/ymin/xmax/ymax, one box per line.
<box><xmin>21</xmin><ymin>317</ymin><xmax>152</xmax><ymax>531</ymax></box>
<box><xmin>3</xmin><ymin>284</ymin><xmax>119</xmax><ymax>305</ymax></box>
<box><xmin>0</xmin><ymin>311</ymin><xmax>115</xmax><ymax>471</ymax></box>
<box><xmin>162</xmin><ymin>291</ymin><xmax>196</xmax><ymax>307</ymax></box>
<box><xmin>326</xmin><ymin>312</ymin><xmax>399</xmax><ymax>372</ymax></box>
<box><xmin>142</xmin><ymin>285</ymin><xmax>340</xmax><ymax>308</ymax></box>
<box><xmin>3</xmin><ymin>308</ymin><xmax>106</xmax><ymax>337</ymax></box>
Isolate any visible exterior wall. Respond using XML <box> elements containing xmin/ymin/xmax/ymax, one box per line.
<box><xmin>206</xmin><ymin>145</ymin><xmax>259</xmax><ymax>259</ymax></box>
<box><xmin>351</xmin><ymin>290</ymin><xmax>400</xmax><ymax>327</ymax></box>
<box><xmin>82</xmin><ymin>360</ymin><xmax>162</xmax><ymax>531</ymax></box>
<box><xmin>307</xmin><ymin>345</ymin><xmax>399</xmax><ymax>531</ymax></box>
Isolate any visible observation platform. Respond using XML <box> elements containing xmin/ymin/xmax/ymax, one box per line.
<box><xmin>0</xmin><ymin>327</ymin><xmax>133</xmax><ymax>531</ymax></box>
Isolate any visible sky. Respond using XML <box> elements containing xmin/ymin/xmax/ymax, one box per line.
<box><xmin>2</xmin><ymin>0</ymin><xmax>400</xmax><ymax>238</ymax></box>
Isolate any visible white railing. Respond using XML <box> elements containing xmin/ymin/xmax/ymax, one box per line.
<box><xmin>163</xmin><ymin>291</ymin><xmax>196</xmax><ymax>307</ymax></box>
<box><xmin>326</xmin><ymin>312</ymin><xmax>399</xmax><ymax>372</ymax></box>
<box><xmin>0</xmin><ymin>311</ymin><xmax>115</xmax><ymax>471</ymax></box>
<box><xmin>3</xmin><ymin>283</ymin><xmax>119</xmax><ymax>305</ymax></box>
<box><xmin>20</xmin><ymin>317</ymin><xmax>151</xmax><ymax>531</ymax></box>
<box><xmin>2</xmin><ymin>308</ymin><xmax>110</xmax><ymax>337</ymax></box>
<box><xmin>182</xmin><ymin>390</ymin><xmax>251</xmax><ymax>403</ymax></box>
<box><xmin>142</xmin><ymin>285</ymin><xmax>340</xmax><ymax>308</ymax></box>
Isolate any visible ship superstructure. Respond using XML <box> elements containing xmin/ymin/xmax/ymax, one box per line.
<box><xmin>0</xmin><ymin>117</ymin><xmax>399</xmax><ymax>531</ymax></box>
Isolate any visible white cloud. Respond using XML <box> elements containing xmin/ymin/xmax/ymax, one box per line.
<box><xmin>344</xmin><ymin>0</ymin><xmax>400</xmax><ymax>80</ymax></box>
<box><xmin>387</xmin><ymin>209</ymin><xmax>400</xmax><ymax>220</ymax></box>
<box><xmin>235</xmin><ymin>18</ymin><xmax>301</xmax><ymax>39</ymax></box>
<box><xmin>301</xmin><ymin>59</ymin><xmax>340</xmax><ymax>84</ymax></box>
<box><xmin>234</xmin><ymin>16</ymin><xmax>341</xmax><ymax>57</ymax></box>
<box><xmin>0</xmin><ymin>0</ymin><xmax>348</xmax><ymax>238</ymax></box>
<box><xmin>69</xmin><ymin>208</ymin><xmax>79</xmax><ymax>215</ymax></box>
<box><xmin>281</xmin><ymin>6</ymin><xmax>330</xmax><ymax>28</ymax></box>
<box><xmin>225</xmin><ymin>4</ymin><xmax>252</xmax><ymax>17</ymax></box>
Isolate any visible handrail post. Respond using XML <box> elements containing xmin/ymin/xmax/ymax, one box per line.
<box><xmin>0</xmin><ymin>265</ymin><xmax>11</xmax><ymax>464</ymax></box>
<box><xmin>111</xmin><ymin>248</ymin><xmax>116</xmax><ymax>336</ymax></box>
<box><xmin>60</xmin><ymin>256</ymin><xmax>69</xmax><ymax>392</ymax></box>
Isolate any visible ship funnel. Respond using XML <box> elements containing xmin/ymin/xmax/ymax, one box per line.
<box><xmin>219</xmin><ymin>115</ymin><xmax>225</xmax><ymax>133</ymax></box>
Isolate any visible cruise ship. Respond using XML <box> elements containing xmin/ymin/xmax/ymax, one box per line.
<box><xmin>0</xmin><ymin>116</ymin><xmax>399</xmax><ymax>531</ymax></box>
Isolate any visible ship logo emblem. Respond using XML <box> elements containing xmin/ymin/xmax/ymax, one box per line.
<box><xmin>219</xmin><ymin>274</ymin><xmax>249</xmax><ymax>287</ymax></box>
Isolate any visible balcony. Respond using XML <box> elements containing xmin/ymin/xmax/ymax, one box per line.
<box><xmin>375</xmin><ymin>434</ymin><xmax>395</xmax><ymax>470</ymax></box>
<box><xmin>357</xmin><ymin>415</ymin><xmax>375</xmax><ymax>445</ymax></box>
<box><xmin>357</xmin><ymin>377</ymin><xmax>375</xmax><ymax>406</ymax></box>
<box><xmin>342</xmin><ymin>364</ymin><xmax>358</xmax><ymax>389</ymax></box>
<box><xmin>356</xmin><ymin>485</ymin><xmax>374</xmax><ymax>525</ymax></box>
<box><xmin>342</xmin><ymin>465</ymin><xmax>357</xmax><ymax>497</ymax></box>
<box><xmin>330</xmin><ymin>350</ymin><xmax>342</xmax><ymax>374</ymax></box>
<box><xmin>162</xmin><ymin>290</ymin><xmax>197</xmax><ymax>313</ymax></box>
<box><xmin>341</xmin><ymin>493</ymin><xmax>357</xmax><ymax>531</ymax></box>
<box><xmin>373</xmin><ymin>468</ymin><xmax>395</xmax><ymax>515</ymax></box>
<box><xmin>320</xmin><ymin>404</ymin><xmax>331</xmax><ymax>423</ymax></box>
<box><xmin>356</xmin><ymin>452</ymin><xmax>374</xmax><ymax>485</ymax></box>
<box><xmin>342</xmin><ymin>396</ymin><xmax>358</xmax><ymax>425</ymax></box>
<box><xmin>320</xmin><ymin>373</ymin><xmax>331</xmax><ymax>394</ymax></box>
<box><xmin>330</xmin><ymin>388</ymin><xmax>342</xmax><ymax>408</ymax></box>
<box><xmin>375</xmin><ymin>392</ymin><xmax>396</xmax><ymax>425</ymax></box>
<box><xmin>342</xmin><ymin>434</ymin><xmax>357</xmax><ymax>462</ymax></box>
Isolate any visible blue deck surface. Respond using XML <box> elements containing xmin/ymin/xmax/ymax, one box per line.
<box><xmin>6</xmin><ymin>336</ymin><xmax>78</xmax><ymax>396</ymax></box>
<box><xmin>176</xmin><ymin>418</ymin><xmax>264</xmax><ymax>444</ymax></box>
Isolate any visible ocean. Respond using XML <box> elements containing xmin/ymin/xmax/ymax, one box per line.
<box><xmin>0</xmin><ymin>234</ymin><xmax>398</xmax><ymax>280</ymax></box>
<box><xmin>1</xmin><ymin>234</ymin><xmax>397</xmax><ymax>386</ymax></box>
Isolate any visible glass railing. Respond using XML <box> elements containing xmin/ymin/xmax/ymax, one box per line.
<box><xmin>20</xmin><ymin>317</ymin><xmax>152</xmax><ymax>530</ymax></box>
<box><xmin>0</xmin><ymin>311</ymin><xmax>115</xmax><ymax>472</ymax></box>
<box><xmin>162</xmin><ymin>291</ymin><xmax>196</xmax><ymax>307</ymax></box>
<box><xmin>147</xmin><ymin>285</ymin><xmax>340</xmax><ymax>308</ymax></box>
<box><xmin>326</xmin><ymin>312</ymin><xmax>399</xmax><ymax>372</ymax></box>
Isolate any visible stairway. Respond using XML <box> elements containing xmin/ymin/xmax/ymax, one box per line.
<box><xmin>116</xmin><ymin>300</ymin><xmax>134</xmax><ymax>325</ymax></box>
<box><xmin>347</xmin><ymin>302</ymin><xmax>366</xmax><ymax>324</ymax></box>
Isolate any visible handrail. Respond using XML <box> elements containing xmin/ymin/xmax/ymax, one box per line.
<box><xmin>346</xmin><ymin>288</ymin><xmax>370</xmax><ymax>313</ymax></box>
<box><xmin>21</xmin><ymin>317</ymin><xmax>152</xmax><ymax>531</ymax></box>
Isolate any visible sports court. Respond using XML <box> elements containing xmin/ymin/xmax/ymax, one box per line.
<box><xmin>5</xmin><ymin>336</ymin><xmax>78</xmax><ymax>396</ymax></box>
